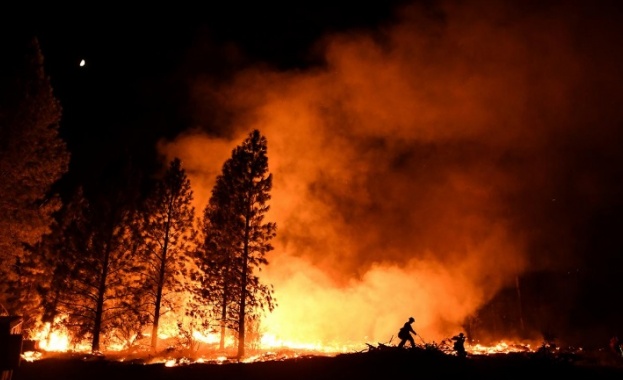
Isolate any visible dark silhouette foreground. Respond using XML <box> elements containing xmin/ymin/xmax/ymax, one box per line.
<box><xmin>451</xmin><ymin>332</ymin><xmax>467</xmax><ymax>358</ymax></box>
<box><xmin>397</xmin><ymin>317</ymin><xmax>418</xmax><ymax>348</ymax></box>
<box><xmin>11</xmin><ymin>347</ymin><xmax>623</xmax><ymax>380</ymax></box>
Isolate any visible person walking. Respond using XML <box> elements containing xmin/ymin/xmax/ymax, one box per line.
<box><xmin>397</xmin><ymin>317</ymin><xmax>418</xmax><ymax>348</ymax></box>
<box><xmin>452</xmin><ymin>332</ymin><xmax>467</xmax><ymax>358</ymax></box>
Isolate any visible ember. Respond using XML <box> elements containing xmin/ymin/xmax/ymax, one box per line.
<box><xmin>468</xmin><ymin>341</ymin><xmax>535</xmax><ymax>355</ymax></box>
<box><xmin>20</xmin><ymin>331</ymin><xmax>549</xmax><ymax>366</ymax></box>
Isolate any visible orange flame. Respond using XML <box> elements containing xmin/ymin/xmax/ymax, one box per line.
<box><xmin>24</xmin><ymin>1</ymin><xmax>619</xmax><ymax>364</ymax></box>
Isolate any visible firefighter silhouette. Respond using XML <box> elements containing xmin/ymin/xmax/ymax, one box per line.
<box><xmin>452</xmin><ymin>332</ymin><xmax>467</xmax><ymax>358</ymax></box>
<box><xmin>397</xmin><ymin>317</ymin><xmax>417</xmax><ymax>348</ymax></box>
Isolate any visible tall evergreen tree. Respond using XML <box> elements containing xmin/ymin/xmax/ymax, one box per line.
<box><xmin>0</xmin><ymin>36</ymin><xmax>70</xmax><ymax>317</ymax></box>
<box><xmin>36</xmin><ymin>157</ymin><xmax>143</xmax><ymax>352</ymax></box>
<box><xmin>196</xmin><ymin>175</ymin><xmax>241</xmax><ymax>351</ymax></box>
<box><xmin>137</xmin><ymin>157</ymin><xmax>196</xmax><ymax>351</ymax></box>
<box><xmin>81</xmin><ymin>159</ymin><xmax>143</xmax><ymax>352</ymax></box>
<box><xmin>198</xmin><ymin>129</ymin><xmax>276</xmax><ymax>358</ymax></box>
<box><xmin>35</xmin><ymin>187</ymin><xmax>90</xmax><ymax>343</ymax></box>
<box><xmin>37</xmin><ymin>187</ymin><xmax>98</xmax><ymax>346</ymax></box>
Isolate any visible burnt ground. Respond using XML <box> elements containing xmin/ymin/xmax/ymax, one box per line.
<box><xmin>9</xmin><ymin>347</ymin><xmax>623</xmax><ymax>380</ymax></box>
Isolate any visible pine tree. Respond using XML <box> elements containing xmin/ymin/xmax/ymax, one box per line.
<box><xmin>34</xmin><ymin>187</ymin><xmax>90</xmax><ymax>342</ymax></box>
<box><xmin>137</xmin><ymin>157</ymin><xmax>196</xmax><ymax>351</ymax></box>
<box><xmin>37</xmin><ymin>187</ymin><xmax>95</xmax><ymax>344</ymax></box>
<box><xmin>0</xmin><ymin>35</ymin><xmax>70</xmax><ymax>317</ymax></box>
<box><xmin>196</xmin><ymin>175</ymin><xmax>241</xmax><ymax>351</ymax></box>
<box><xmin>198</xmin><ymin>130</ymin><xmax>277</xmax><ymax>357</ymax></box>
<box><xmin>84</xmin><ymin>157</ymin><xmax>144</xmax><ymax>352</ymax></box>
<box><xmin>37</xmin><ymin>157</ymin><xmax>143</xmax><ymax>351</ymax></box>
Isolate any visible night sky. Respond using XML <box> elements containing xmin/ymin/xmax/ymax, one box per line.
<box><xmin>29</xmin><ymin>2</ymin><xmax>411</xmax><ymax>182</ymax></box>
<box><xmin>11</xmin><ymin>0</ymin><xmax>623</xmax><ymax>349</ymax></box>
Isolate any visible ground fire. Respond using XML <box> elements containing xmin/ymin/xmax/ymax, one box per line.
<box><xmin>19</xmin><ymin>322</ymin><xmax>543</xmax><ymax>364</ymax></box>
<box><xmin>4</xmin><ymin>2</ymin><xmax>623</xmax><ymax>375</ymax></box>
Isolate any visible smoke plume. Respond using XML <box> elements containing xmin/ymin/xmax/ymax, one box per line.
<box><xmin>159</xmin><ymin>0</ymin><xmax>623</xmax><ymax>347</ymax></box>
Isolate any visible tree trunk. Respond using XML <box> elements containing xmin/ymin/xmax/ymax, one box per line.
<box><xmin>151</xmin><ymin>246</ymin><xmax>168</xmax><ymax>351</ymax></box>
<box><xmin>151</xmin><ymin>209</ymin><xmax>172</xmax><ymax>351</ymax></box>
<box><xmin>91</xmin><ymin>256</ymin><xmax>107</xmax><ymax>352</ymax></box>
<box><xmin>151</xmin><ymin>276</ymin><xmax>164</xmax><ymax>351</ymax></box>
<box><xmin>92</xmin><ymin>236</ymin><xmax>112</xmax><ymax>352</ymax></box>
<box><xmin>237</xmin><ymin>214</ymin><xmax>251</xmax><ymax>358</ymax></box>
<box><xmin>219</xmin><ymin>286</ymin><xmax>228</xmax><ymax>351</ymax></box>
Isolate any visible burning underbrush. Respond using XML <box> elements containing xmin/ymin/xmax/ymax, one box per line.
<box><xmin>15</xmin><ymin>320</ymin><xmax>623</xmax><ymax>370</ymax></box>
<box><xmin>20</xmin><ymin>335</ymin><xmax>344</xmax><ymax>366</ymax></box>
<box><xmin>12</xmin><ymin>323</ymin><xmax>623</xmax><ymax>380</ymax></box>
<box><xmin>19</xmin><ymin>335</ymin><xmax>608</xmax><ymax>367</ymax></box>
<box><xmin>15</xmin><ymin>343</ymin><xmax>623</xmax><ymax>380</ymax></box>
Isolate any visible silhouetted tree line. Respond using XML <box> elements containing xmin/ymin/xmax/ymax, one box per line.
<box><xmin>0</xmin><ymin>37</ymin><xmax>276</xmax><ymax>358</ymax></box>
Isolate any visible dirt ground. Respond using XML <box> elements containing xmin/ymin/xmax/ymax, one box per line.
<box><xmin>8</xmin><ymin>347</ymin><xmax>623</xmax><ymax>380</ymax></box>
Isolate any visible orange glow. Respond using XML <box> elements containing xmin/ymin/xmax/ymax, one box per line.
<box><xmin>156</xmin><ymin>0</ymin><xmax>581</xmax><ymax>351</ymax></box>
<box><xmin>21</xmin><ymin>351</ymin><xmax>42</xmax><ymax>362</ymax></box>
<box><xmin>22</xmin><ymin>316</ymin><xmax>546</xmax><ymax>365</ymax></box>
<box><xmin>24</xmin><ymin>1</ymin><xmax>622</xmax><ymax>361</ymax></box>
<box><xmin>468</xmin><ymin>341</ymin><xmax>535</xmax><ymax>355</ymax></box>
<box><xmin>31</xmin><ymin>318</ymin><xmax>78</xmax><ymax>352</ymax></box>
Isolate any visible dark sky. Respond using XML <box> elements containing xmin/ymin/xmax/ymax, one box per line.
<box><xmin>12</xmin><ymin>0</ymin><xmax>623</xmax><ymax>348</ymax></box>
<box><xmin>28</xmin><ymin>2</ymin><xmax>412</xmax><ymax>180</ymax></box>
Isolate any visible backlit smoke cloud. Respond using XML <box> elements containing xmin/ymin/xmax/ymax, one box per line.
<box><xmin>159</xmin><ymin>1</ymin><xmax>623</xmax><ymax>346</ymax></box>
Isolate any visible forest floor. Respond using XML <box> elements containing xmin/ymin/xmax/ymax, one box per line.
<box><xmin>8</xmin><ymin>344</ymin><xmax>623</xmax><ymax>380</ymax></box>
